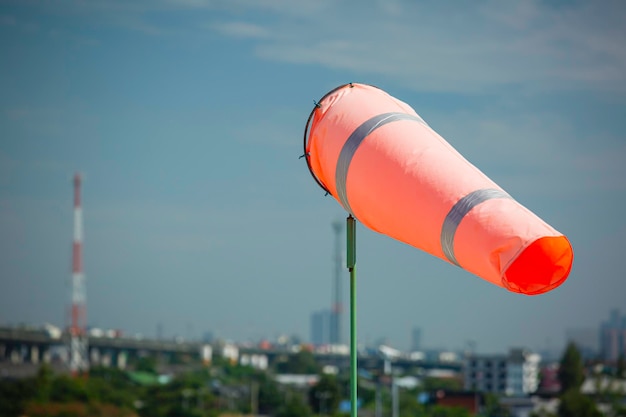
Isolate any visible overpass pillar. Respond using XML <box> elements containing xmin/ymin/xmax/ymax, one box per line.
<box><xmin>90</xmin><ymin>347</ymin><xmax>101</xmax><ymax>366</ymax></box>
<box><xmin>10</xmin><ymin>345</ymin><xmax>22</xmax><ymax>363</ymax></box>
<box><xmin>101</xmin><ymin>350</ymin><xmax>113</xmax><ymax>367</ymax></box>
<box><xmin>42</xmin><ymin>348</ymin><xmax>51</xmax><ymax>364</ymax></box>
<box><xmin>30</xmin><ymin>345</ymin><xmax>39</xmax><ymax>364</ymax></box>
<box><xmin>117</xmin><ymin>351</ymin><xmax>127</xmax><ymax>370</ymax></box>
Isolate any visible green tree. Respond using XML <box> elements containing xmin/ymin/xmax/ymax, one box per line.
<box><xmin>277</xmin><ymin>392</ymin><xmax>312</xmax><ymax>417</ymax></box>
<box><xmin>87</xmin><ymin>366</ymin><xmax>140</xmax><ymax>408</ymax></box>
<box><xmin>422</xmin><ymin>376</ymin><xmax>464</xmax><ymax>391</ymax></box>
<box><xmin>50</xmin><ymin>375</ymin><xmax>89</xmax><ymax>402</ymax></box>
<box><xmin>308</xmin><ymin>374</ymin><xmax>340</xmax><ymax>415</ymax></box>
<box><xmin>398</xmin><ymin>388</ymin><xmax>421</xmax><ymax>417</ymax></box>
<box><xmin>558</xmin><ymin>389</ymin><xmax>601</xmax><ymax>417</ymax></box>
<box><xmin>140</xmin><ymin>372</ymin><xmax>217</xmax><ymax>417</ymax></box>
<box><xmin>0</xmin><ymin>378</ymin><xmax>36</xmax><ymax>416</ymax></box>
<box><xmin>135</xmin><ymin>356</ymin><xmax>158</xmax><ymax>374</ymax></box>
<box><xmin>558</xmin><ymin>342</ymin><xmax>584</xmax><ymax>392</ymax></box>
<box><xmin>90</xmin><ymin>366</ymin><xmax>131</xmax><ymax>386</ymax></box>
<box><xmin>34</xmin><ymin>363</ymin><xmax>54</xmax><ymax>402</ymax></box>
<box><xmin>276</xmin><ymin>350</ymin><xmax>319</xmax><ymax>374</ymax></box>
<box><xmin>141</xmin><ymin>381</ymin><xmax>195</xmax><ymax>417</ymax></box>
<box><xmin>356</xmin><ymin>381</ymin><xmax>376</xmax><ymax>410</ymax></box>
<box><xmin>481</xmin><ymin>393</ymin><xmax>511</xmax><ymax>417</ymax></box>
<box><xmin>617</xmin><ymin>354</ymin><xmax>625</xmax><ymax>379</ymax></box>
<box><xmin>86</xmin><ymin>377</ymin><xmax>136</xmax><ymax>408</ymax></box>
<box><xmin>257</xmin><ymin>374</ymin><xmax>283</xmax><ymax>415</ymax></box>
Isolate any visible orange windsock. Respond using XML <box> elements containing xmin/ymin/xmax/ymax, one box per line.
<box><xmin>303</xmin><ymin>83</ymin><xmax>573</xmax><ymax>295</ymax></box>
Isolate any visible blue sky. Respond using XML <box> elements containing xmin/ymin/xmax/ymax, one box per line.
<box><xmin>1</xmin><ymin>0</ymin><xmax>625</xmax><ymax>354</ymax></box>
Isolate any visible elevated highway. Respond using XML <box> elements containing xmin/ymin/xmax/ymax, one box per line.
<box><xmin>0</xmin><ymin>327</ymin><xmax>462</xmax><ymax>378</ymax></box>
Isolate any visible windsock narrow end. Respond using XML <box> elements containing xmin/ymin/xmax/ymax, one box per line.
<box><xmin>503</xmin><ymin>236</ymin><xmax>573</xmax><ymax>295</ymax></box>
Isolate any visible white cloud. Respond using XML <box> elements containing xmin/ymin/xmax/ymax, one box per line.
<box><xmin>209</xmin><ymin>1</ymin><xmax>626</xmax><ymax>94</ymax></box>
<box><xmin>0</xmin><ymin>12</ymin><xmax>38</xmax><ymax>32</ymax></box>
<box><xmin>211</xmin><ymin>21</ymin><xmax>270</xmax><ymax>39</ymax></box>
<box><xmin>12</xmin><ymin>0</ymin><xmax>625</xmax><ymax>93</ymax></box>
<box><xmin>420</xmin><ymin>105</ymin><xmax>626</xmax><ymax>200</ymax></box>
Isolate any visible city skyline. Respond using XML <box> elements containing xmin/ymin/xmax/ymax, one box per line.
<box><xmin>1</xmin><ymin>1</ymin><xmax>625</xmax><ymax>355</ymax></box>
<box><xmin>3</xmin><ymin>304</ymin><xmax>623</xmax><ymax>358</ymax></box>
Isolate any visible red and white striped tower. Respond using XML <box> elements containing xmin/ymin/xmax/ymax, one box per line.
<box><xmin>69</xmin><ymin>173</ymin><xmax>88</xmax><ymax>374</ymax></box>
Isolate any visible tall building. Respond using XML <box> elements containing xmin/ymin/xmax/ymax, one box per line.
<box><xmin>600</xmin><ymin>309</ymin><xmax>626</xmax><ymax>362</ymax></box>
<box><xmin>411</xmin><ymin>327</ymin><xmax>422</xmax><ymax>352</ymax></box>
<box><xmin>311</xmin><ymin>310</ymin><xmax>332</xmax><ymax>346</ymax></box>
<box><xmin>464</xmin><ymin>349</ymin><xmax>541</xmax><ymax>396</ymax></box>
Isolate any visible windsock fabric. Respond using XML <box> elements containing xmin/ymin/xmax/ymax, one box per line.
<box><xmin>304</xmin><ymin>83</ymin><xmax>573</xmax><ymax>295</ymax></box>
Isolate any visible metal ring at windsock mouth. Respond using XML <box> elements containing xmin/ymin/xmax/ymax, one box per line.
<box><xmin>303</xmin><ymin>82</ymin><xmax>381</xmax><ymax>194</ymax></box>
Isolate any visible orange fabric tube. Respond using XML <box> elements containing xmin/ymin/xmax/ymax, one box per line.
<box><xmin>304</xmin><ymin>83</ymin><xmax>573</xmax><ymax>295</ymax></box>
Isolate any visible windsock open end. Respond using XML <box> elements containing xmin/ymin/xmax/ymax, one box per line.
<box><xmin>503</xmin><ymin>236</ymin><xmax>573</xmax><ymax>295</ymax></box>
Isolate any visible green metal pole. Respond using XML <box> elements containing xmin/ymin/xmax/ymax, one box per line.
<box><xmin>346</xmin><ymin>215</ymin><xmax>357</xmax><ymax>417</ymax></box>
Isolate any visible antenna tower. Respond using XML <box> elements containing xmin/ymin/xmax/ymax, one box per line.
<box><xmin>69</xmin><ymin>173</ymin><xmax>88</xmax><ymax>374</ymax></box>
<box><xmin>331</xmin><ymin>220</ymin><xmax>343</xmax><ymax>344</ymax></box>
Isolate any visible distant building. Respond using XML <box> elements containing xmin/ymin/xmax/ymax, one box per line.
<box><xmin>202</xmin><ymin>331</ymin><xmax>215</xmax><ymax>344</ymax></box>
<box><xmin>464</xmin><ymin>348</ymin><xmax>541</xmax><ymax>396</ymax></box>
<box><xmin>536</xmin><ymin>363</ymin><xmax>561</xmax><ymax>394</ymax></box>
<box><xmin>310</xmin><ymin>310</ymin><xmax>332</xmax><ymax>346</ymax></box>
<box><xmin>600</xmin><ymin>309</ymin><xmax>626</xmax><ymax>362</ymax></box>
<box><xmin>221</xmin><ymin>343</ymin><xmax>239</xmax><ymax>365</ymax></box>
<box><xmin>240</xmin><ymin>353</ymin><xmax>268</xmax><ymax>370</ymax></box>
<box><xmin>200</xmin><ymin>344</ymin><xmax>212</xmax><ymax>366</ymax></box>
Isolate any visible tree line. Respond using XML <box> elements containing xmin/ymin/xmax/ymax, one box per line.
<box><xmin>0</xmin><ymin>345</ymin><xmax>624</xmax><ymax>417</ymax></box>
